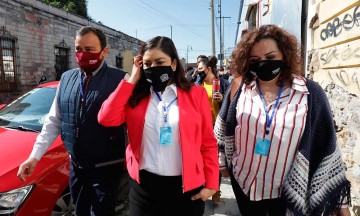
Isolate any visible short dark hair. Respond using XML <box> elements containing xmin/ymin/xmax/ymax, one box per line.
<box><xmin>76</xmin><ymin>26</ymin><xmax>107</xmax><ymax>50</ymax></box>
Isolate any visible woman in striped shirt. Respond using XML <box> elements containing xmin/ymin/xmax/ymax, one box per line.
<box><xmin>214</xmin><ymin>25</ymin><xmax>351</xmax><ymax>216</ymax></box>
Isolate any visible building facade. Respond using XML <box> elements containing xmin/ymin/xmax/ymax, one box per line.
<box><xmin>0</xmin><ymin>0</ymin><xmax>142</xmax><ymax>103</ymax></box>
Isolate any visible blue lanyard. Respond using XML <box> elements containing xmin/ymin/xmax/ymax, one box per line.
<box><xmin>79</xmin><ymin>72</ymin><xmax>86</xmax><ymax>100</ymax></box>
<box><xmin>257</xmin><ymin>80</ymin><xmax>284</xmax><ymax>135</ymax></box>
<box><xmin>154</xmin><ymin>91</ymin><xmax>177</xmax><ymax>123</ymax></box>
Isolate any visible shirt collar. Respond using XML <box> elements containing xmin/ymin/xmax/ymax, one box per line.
<box><xmin>291</xmin><ymin>76</ymin><xmax>309</xmax><ymax>94</ymax></box>
<box><xmin>249</xmin><ymin>76</ymin><xmax>309</xmax><ymax>94</ymax></box>
<box><xmin>90</xmin><ymin>60</ymin><xmax>105</xmax><ymax>77</ymax></box>
<box><xmin>150</xmin><ymin>83</ymin><xmax>178</xmax><ymax>97</ymax></box>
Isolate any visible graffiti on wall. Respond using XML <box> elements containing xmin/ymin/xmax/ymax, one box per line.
<box><xmin>320</xmin><ymin>4</ymin><xmax>360</xmax><ymax>42</ymax></box>
<box><xmin>328</xmin><ymin>69</ymin><xmax>360</xmax><ymax>91</ymax></box>
<box><xmin>320</xmin><ymin>44</ymin><xmax>360</xmax><ymax>66</ymax></box>
<box><xmin>314</xmin><ymin>68</ymin><xmax>360</xmax><ymax>96</ymax></box>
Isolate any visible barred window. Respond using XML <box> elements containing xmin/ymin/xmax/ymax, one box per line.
<box><xmin>54</xmin><ymin>47</ymin><xmax>69</xmax><ymax>80</ymax></box>
<box><xmin>54</xmin><ymin>39</ymin><xmax>70</xmax><ymax>81</ymax></box>
<box><xmin>0</xmin><ymin>38</ymin><xmax>16</xmax><ymax>91</ymax></box>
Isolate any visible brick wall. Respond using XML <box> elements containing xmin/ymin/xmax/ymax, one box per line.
<box><xmin>0</xmin><ymin>0</ymin><xmax>142</xmax><ymax>103</ymax></box>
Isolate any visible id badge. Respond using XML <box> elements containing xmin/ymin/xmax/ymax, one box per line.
<box><xmin>254</xmin><ymin>138</ymin><xmax>271</xmax><ymax>156</ymax></box>
<box><xmin>160</xmin><ymin>126</ymin><xmax>173</xmax><ymax>146</ymax></box>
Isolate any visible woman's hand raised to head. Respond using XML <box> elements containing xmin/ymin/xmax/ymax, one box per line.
<box><xmin>128</xmin><ymin>55</ymin><xmax>143</xmax><ymax>85</ymax></box>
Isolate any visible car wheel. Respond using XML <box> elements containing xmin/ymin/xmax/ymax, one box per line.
<box><xmin>51</xmin><ymin>187</ymin><xmax>74</xmax><ymax>216</ymax></box>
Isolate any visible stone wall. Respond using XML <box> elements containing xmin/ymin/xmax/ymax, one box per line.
<box><xmin>308</xmin><ymin>0</ymin><xmax>360</xmax><ymax>214</ymax></box>
<box><xmin>0</xmin><ymin>0</ymin><xmax>142</xmax><ymax>103</ymax></box>
<box><xmin>324</xmin><ymin>84</ymin><xmax>360</xmax><ymax>215</ymax></box>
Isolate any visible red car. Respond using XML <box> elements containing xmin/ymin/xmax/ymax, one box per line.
<box><xmin>0</xmin><ymin>81</ymin><xmax>74</xmax><ymax>215</ymax></box>
<box><xmin>0</xmin><ymin>81</ymin><xmax>129</xmax><ymax>215</ymax></box>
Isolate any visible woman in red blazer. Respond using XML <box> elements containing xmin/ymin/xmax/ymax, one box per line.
<box><xmin>98</xmin><ymin>36</ymin><xmax>219</xmax><ymax>216</ymax></box>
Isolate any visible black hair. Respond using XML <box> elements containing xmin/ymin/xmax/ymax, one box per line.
<box><xmin>198</xmin><ymin>55</ymin><xmax>218</xmax><ymax>79</ymax></box>
<box><xmin>129</xmin><ymin>36</ymin><xmax>192</xmax><ymax>108</ymax></box>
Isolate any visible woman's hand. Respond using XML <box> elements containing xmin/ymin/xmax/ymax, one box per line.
<box><xmin>213</xmin><ymin>92</ymin><xmax>223</xmax><ymax>102</ymax></box>
<box><xmin>128</xmin><ymin>55</ymin><xmax>143</xmax><ymax>85</ymax></box>
<box><xmin>333</xmin><ymin>208</ymin><xmax>351</xmax><ymax>216</ymax></box>
<box><xmin>220</xmin><ymin>168</ymin><xmax>230</xmax><ymax>177</ymax></box>
<box><xmin>192</xmin><ymin>68</ymin><xmax>199</xmax><ymax>78</ymax></box>
<box><xmin>191</xmin><ymin>188</ymin><xmax>217</xmax><ymax>201</ymax></box>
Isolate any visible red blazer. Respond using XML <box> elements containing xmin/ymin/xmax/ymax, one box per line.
<box><xmin>98</xmin><ymin>80</ymin><xmax>219</xmax><ymax>192</ymax></box>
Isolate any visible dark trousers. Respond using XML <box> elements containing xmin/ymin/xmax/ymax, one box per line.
<box><xmin>229</xmin><ymin>170</ymin><xmax>286</xmax><ymax>216</ymax></box>
<box><xmin>129</xmin><ymin>170</ymin><xmax>205</xmax><ymax>216</ymax></box>
<box><xmin>69</xmin><ymin>161</ymin><xmax>122</xmax><ymax>216</ymax></box>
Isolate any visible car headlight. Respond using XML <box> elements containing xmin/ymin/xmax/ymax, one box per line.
<box><xmin>0</xmin><ymin>185</ymin><xmax>34</xmax><ymax>215</ymax></box>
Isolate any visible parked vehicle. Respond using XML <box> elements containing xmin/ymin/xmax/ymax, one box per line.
<box><xmin>0</xmin><ymin>81</ymin><xmax>129</xmax><ymax>216</ymax></box>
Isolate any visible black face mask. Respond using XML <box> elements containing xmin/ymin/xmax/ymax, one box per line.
<box><xmin>249</xmin><ymin>60</ymin><xmax>283</xmax><ymax>81</ymax></box>
<box><xmin>144</xmin><ymin>66</ymin><xmax>174</xmax><ymax>92</ymax></box>
<box><xmin>197</xmin><ymin>71</ymin><xmax>207</xmax><ymax>83</ymax></box>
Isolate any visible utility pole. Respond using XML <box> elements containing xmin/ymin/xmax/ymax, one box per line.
<box><xmin>186</xmin><ymin>45</ymin><xmax>192</xmax><ymax>70</ymax></box>
<box><xmin>170</xmin><ymin>25</ymin><xmax>172</xmax><ymax>39</ymax></box>
<box><xmin>217</xmin><ymin>0</ymin><xmax>230</xmax><ymax>67</ymax></box>
<box><xmin>219</xmin><ymin>0</ymin><xmax>222</xmax><ymax>67</ymax></box>
<box><xmin>210</xmin><ymin>0</ymin><xmax>215</xmax><ymax>56</ymax></box>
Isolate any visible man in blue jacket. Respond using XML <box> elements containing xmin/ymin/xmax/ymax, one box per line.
<box><xmin>17</xmin><ymin>26</ymin><xmax>129</xmax><ymax>216</ymax></box>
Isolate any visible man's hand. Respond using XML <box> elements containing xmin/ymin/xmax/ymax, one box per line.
<box><xmin>17</xmin><ymin>157</ymin><xmax>39</xmax><ymax>182</ymax></box>
<box><xmin>191</xmin><ymin>188</ymin><xmax>217</xmax><ymax>201</ymax></box>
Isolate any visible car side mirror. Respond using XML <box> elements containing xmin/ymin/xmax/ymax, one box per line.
<box><xmin>39</xmin><ymin>75</ymin><xmax>47</xmax><ymax>84</ymax></box>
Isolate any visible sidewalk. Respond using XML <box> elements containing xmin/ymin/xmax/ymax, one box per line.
<box><xmin>204</xmin><ymin>177</ymin><xmax>241</xmax><ymax>216</ymax></box>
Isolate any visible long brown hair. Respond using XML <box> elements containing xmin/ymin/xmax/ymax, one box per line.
<box><xmin>128</xmin><ymin>36</ymin><xmax>192</xmax><ymax>108</ymax></box>
<box><xmin>231</xmin><ymin>25</ymin><xmax>302</xmax><ymax>85</ymax></box>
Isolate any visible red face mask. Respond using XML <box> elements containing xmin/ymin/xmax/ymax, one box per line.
<box><xmin>75</xmin><ymin>51</ymin><xmax>103</xmax><ymax>73</ymax></box>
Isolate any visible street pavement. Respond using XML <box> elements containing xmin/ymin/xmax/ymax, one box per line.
<box><xmin>204</xmin><ymin>177</ymin><xmax>241</xmax><ymax>216</ymax></box>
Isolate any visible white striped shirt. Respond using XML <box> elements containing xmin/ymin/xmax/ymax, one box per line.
<box><xmin>232</xmin><ymin>76</ymin><xmax>309</xmax><ymax>201</ymax></box>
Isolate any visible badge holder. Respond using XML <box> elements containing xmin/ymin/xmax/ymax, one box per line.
<box><xmin>255</xmin><ymin>137</ymin><xmax>271</xmax><ymax>156</ymax></box>
<box><xmin>159</xmin><ymin>112</ymin><xmax>173</xmax><ymax>146</ymax></box>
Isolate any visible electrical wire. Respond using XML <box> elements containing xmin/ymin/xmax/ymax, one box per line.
<box><xmin>129</xmin><ymin>0</ymin><xmax>209</xmax><ymax>41</ymax></box>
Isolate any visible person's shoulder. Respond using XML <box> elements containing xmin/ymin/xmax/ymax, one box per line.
<box><xmin>63</xmin><ymin>68</ymin><xmax>80</xmax><ymax>75</ymax></box>
<box><xmin>304</xmin><ymin>78</ymin><xmax>324</xmax><ymax>93</ymax></box>
<box><xmin>60</xmin><ymin>68</ymin><xmax>80</xmax><ymax>80</ymax></box>
<box><xmin>106</xmin><ymin>65</ymin><xmax>129</xmax><ymax>79</ymax></box>
<box><xmin>187</xmin><ymin>84</ymin><xmax>205</xmax><ymax>95</ymax></box>
<box><xmin>220</xmin><ymin>77</ymin><xmax>229</xmax><ymax>84</ymax></box>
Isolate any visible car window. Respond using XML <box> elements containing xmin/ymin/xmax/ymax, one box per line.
<box><xmin>0</xmin><ymin>87</ymin><xmax>57</xmax><ymax>131</ymax></box>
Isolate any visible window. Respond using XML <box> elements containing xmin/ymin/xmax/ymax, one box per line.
<box><xmin>116</xmin><ymin>53</ymin><xmax>123</xmax><ymax>69</ymax></box>
<box><xmin>0</xmin><ymin>33</ymin><xmax>17</xmax><ymax>91</ymax></box>
<box><xmin>54</xmin><ymin>39</ymin><xmax>69</xmax><ymax>81</ymax></box>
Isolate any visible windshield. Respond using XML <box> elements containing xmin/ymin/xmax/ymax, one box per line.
<box><xmin>0</xmin><ymin>87</ymin><xmax>57</xmax><ymax>132</ymax></box>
